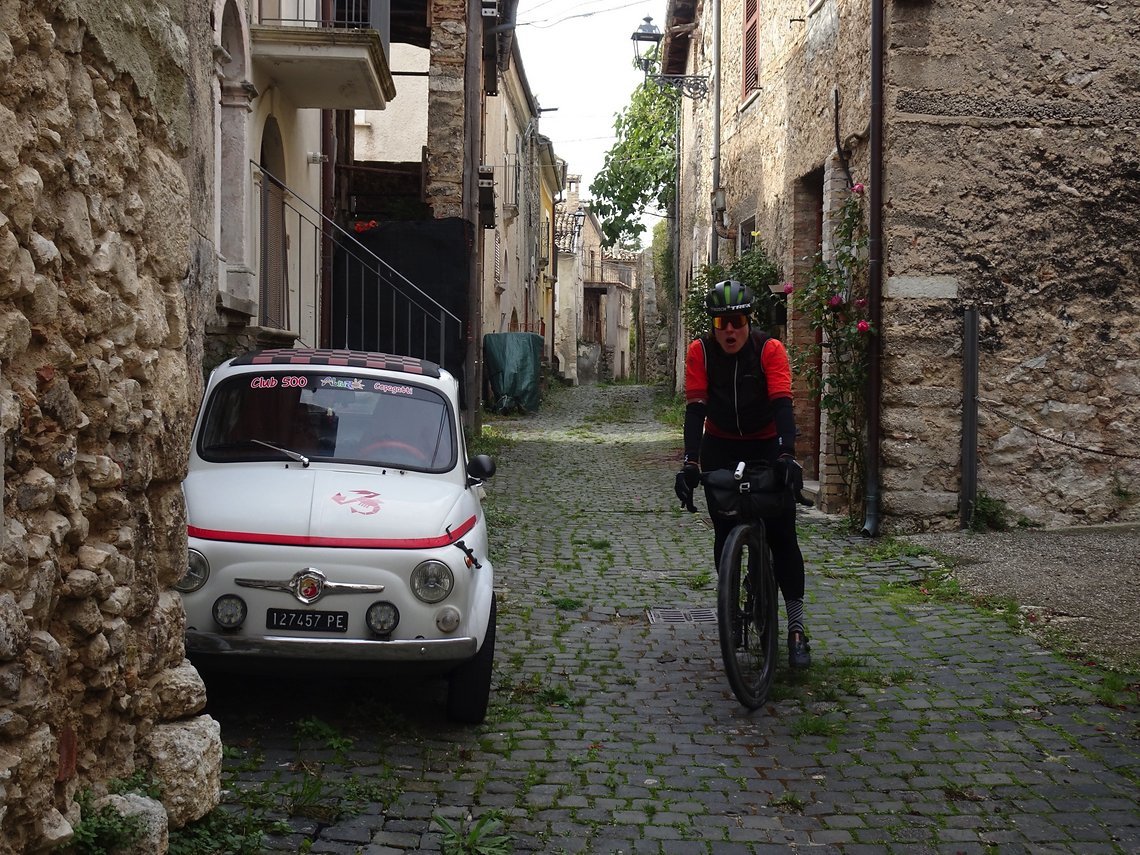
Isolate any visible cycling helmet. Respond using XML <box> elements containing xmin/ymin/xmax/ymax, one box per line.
<box><xmin>705</xmin><ymin>280</ymin><xmax>754</xmax><ymax>316</ymax></box>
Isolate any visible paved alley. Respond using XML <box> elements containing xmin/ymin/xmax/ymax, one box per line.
<box><xmin>208</xmin><ymin>383</ymin><xmax>1140</xmax><ymax>854</ymax></box>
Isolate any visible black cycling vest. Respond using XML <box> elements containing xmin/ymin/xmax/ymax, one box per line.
<box><xmin>700</xmin><ymin>330</ymin><xmax>774</xmax><ymax>436</ymax></box>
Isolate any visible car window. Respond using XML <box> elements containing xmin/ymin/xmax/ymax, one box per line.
<box><xmin>198</xmin><ymin>371</ymin><xmax>456</xmax><ymax>471</ymax></box>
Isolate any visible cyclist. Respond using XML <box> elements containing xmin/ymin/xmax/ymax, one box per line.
<box><xmin>673</xmin><ymin>280</ymin><xmax>811</xmax><ymax>669</ymax></box>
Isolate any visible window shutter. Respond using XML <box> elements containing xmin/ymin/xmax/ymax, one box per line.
<box><xmin>742</xmin><ymin>0</ymin><xmax>759</xmax><ymax>95</ymax></box>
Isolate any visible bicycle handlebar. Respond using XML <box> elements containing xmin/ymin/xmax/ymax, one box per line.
<box><xmin>699</xmin><ymin>462</ymin><xmax>814</xmax><ymax>509</ymax></box>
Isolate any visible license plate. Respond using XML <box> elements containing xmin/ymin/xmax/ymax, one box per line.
<box><xmin>266</xmin><ymin>608</ymin><xmax>349</xmax><ymax>633</ymax></box>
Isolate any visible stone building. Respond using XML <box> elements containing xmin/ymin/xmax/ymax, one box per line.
<box><xmin>575</xmin><ymin>205</ymin><xmax>637</xmax><ymax>384</ymax></box>
<box><xmin>664</xmin><ymin>0</ymin><xmax>1139</xmax><ymax>531</ymax></box>
<box><xmin>0</xmin><ymin>0</ymin><xmax>222</xmax><ymax>850</ymax></box>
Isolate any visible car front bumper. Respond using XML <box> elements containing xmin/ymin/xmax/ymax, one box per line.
<box><xmin>186</xmin><ymin>630</ymin><xmax>478</xmax><ymax>661</ymax></box>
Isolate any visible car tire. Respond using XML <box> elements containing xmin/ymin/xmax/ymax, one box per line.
<box><xmin>446</xmin><ymin>594</ymin><xmax>496</xmax><ymax>724</ymax></box>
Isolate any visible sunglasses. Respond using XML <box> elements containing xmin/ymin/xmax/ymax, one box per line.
<box><xmin>712</xmin><ymin>314</ymin><xmax>750</xmax><ymax>331</ymax></box>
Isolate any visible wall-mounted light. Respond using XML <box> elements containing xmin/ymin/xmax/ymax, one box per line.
<box><xmin>630</xmin><ymin>16</ymin><xmax>709</xmax><ymax>100</ymax></box>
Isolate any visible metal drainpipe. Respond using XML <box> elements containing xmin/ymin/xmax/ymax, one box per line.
<box><xmin>861</xmin><ymin>0</ymin><xmax>884</xmax><ymax>537</ymax></box>
<box><xmin>709</xmin><ymin>0</ymin><xmax>722</xmax><ymax>265</ymax></box>
<box><xmin>464</xmin><ymin>0</ymin><xmax>485</xmax><ymax>432</ymax></box>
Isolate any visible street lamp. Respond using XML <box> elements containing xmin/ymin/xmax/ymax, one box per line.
<box><xmin>572</xmin><ymin>209</ymin><xmax>586</xmax><ymax>249</ymax></box>
<box><xmin>630</xmin><ymin>16</ymin><xmax>709</xmax><ymax>100</ymax></box>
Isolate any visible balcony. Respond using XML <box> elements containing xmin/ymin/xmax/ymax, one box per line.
<box><xmin>583</xmin><ymin>260</ymin><xmax>634</xmax><ymax>287</ymax></box>
<box><xmin>252</xmin><ymin>0</ymin><xmax>396</xmax><ymax>110</ymax></box>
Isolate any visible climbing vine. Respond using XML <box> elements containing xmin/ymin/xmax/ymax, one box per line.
<box><xmin>789</xmin><ymin>184</ymin><xmax>873</xmax><ymax>514</ymax></box>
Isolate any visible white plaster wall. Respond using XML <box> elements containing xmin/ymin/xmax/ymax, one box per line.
<box><xmin>355</xmin><ymin>43</ymin><xmax>429</xmax><ymax>162</ymax></box>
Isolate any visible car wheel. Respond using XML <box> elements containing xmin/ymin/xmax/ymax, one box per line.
<box><xmin>446</xmin><ymin>594</ymin><xmax>496</xmax><ymax>724</ymax></box>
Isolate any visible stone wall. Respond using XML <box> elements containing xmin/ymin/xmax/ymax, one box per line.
<box><xmin>425</xmin><ymin>0</ymin><xmax>469</xmax><ymax>219</ymax></box>
<box><xmin>880</xmin><ymin>0</ymin><xmax>1140</xmax><ymax>530</ymax></box>
<box><xmin>0</xmin><ymin>0</ymin><xmax>220</xmax><ymax>850</ymax></box>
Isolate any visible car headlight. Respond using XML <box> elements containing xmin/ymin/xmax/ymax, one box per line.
<box><xmin>410</xmin><ymin>560</ymin><xmax>454</xmax><ymax>603</ymax></box>
<box><xmin>212</xmin><ymin>595</ymin><xmax>247</xmax><ymax>630</ymax></box>
<box><xmin>175</xmin><ymin>549</ymin><xmax>210</xmax><ymax>593</ymax></box>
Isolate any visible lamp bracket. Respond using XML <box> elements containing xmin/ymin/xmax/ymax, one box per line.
<box><xmin>647</xmin><ymin>75</ymin><xmax>709</xmax><ymax>99</ymax></box>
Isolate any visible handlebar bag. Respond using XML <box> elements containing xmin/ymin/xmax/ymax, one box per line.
<box><xmin>704</xmin><ymin>463</ymin><xmax>790</xmax><ymax>522</ymax></box>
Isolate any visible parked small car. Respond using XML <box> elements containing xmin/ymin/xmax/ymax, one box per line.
<box><xmin>177</xmin><ymin>348</ymin><xmax>497</xmax><ymax>723</ymax></box>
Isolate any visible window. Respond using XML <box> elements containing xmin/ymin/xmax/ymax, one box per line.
<box><xmin>739</xmin><ymin>216</ymin><xmax>756</xmax><ymax>253</ymax></box>
<box><xmin>742</xmin><ymin>0</ymin><xmax>760</xmax><ymax>95</ymax></box>
<box><xmin>198</xmin><ymin>372</ymin><xmax>456</xmax><ymax>471</ymax></box>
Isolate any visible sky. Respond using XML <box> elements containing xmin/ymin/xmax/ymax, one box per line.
<box><xmin>512</xmin><ymin>0</ymin><xmax>667</xmax><ymax>217</ymax></box>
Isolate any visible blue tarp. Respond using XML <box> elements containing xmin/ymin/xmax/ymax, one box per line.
<box><xmin>483</xmin><ymin>333</ymin><xmax>543</xmax><ymax>413</ymax></box>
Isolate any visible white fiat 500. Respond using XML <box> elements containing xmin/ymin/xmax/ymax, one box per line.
<box><xmin>177</xmin><ymin>348</ymin><xmax>497</xmax><ymax>723</ymax></box>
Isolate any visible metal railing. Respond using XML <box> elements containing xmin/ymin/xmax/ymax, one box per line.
<box><xmin>252</xmin><ymin>162</ymin><xmax>463</xmax><ymax>369</ymax></box>
<box><xmin>258</xmin><ymin>0</ymin><xmax>380</xmax><ymax>28</ymax></box>
<box><xmin>582</xmin><ymin>260</ymin><xmax>633</xmax><ymax>287</ymax></box>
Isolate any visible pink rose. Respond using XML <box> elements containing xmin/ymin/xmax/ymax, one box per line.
<box><xmin>782</xmin><ymin>281</ymin><xmax>794</xmax><ymax>294</ymax></box>
<box><xmin>828</xmin><ymin>294</ymin><xmax>844</xmax><ymax>308</ymax></box>
<box><xmin>851</xmin><ymin>182</ymin><xmax>865</xmax><ymax>195</ymax></box>
<box><xmin>855</xmin><ymin>298</ymin><xmax>867</xmax><ymax>308</ymax></box>
<box><xmin>857</xmin><ymin>320</ymin><xmax>870</xmax><ymax>333</ymax></box>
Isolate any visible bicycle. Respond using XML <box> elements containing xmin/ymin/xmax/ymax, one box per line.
<box><xmin>702</xmin><ymin>460</ymin><xmax>812</xmax><ymax>709</ymax></box>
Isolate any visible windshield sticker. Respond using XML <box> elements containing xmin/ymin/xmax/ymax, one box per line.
<box><xmin>372</xmin><ymin>381</ymin><xmax>414</xmax><ymax>396</ymax></box>
<box><xmin>250</xmin><ymin>375</ymin><xmax>308</xmax><ymax>389</ymax></box>
<box><xmin>331</xmin><ymin>490</ymin><xmax>382</xmax><ymax>515</ymax></box>
<box><xmin>319</xmin><ymin>376</ymin><xmax>366</xmax><ymax>391</ymax></box>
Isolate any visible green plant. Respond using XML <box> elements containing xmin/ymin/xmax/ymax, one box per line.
<box><xmin>168</xmin><ymin>808</ymin><xmax>275</xmax><ymax>855</ymax></box>
<box><xmin>789</xmin><ymin>185</ymin><xmax>872</xmax><ymax>516</ymax></box>
<box><xmin>294</xmin><ymin>716</ymin><xmax>354</xmax><ymax>758</ymax></box>
<box><xmin>790</xmin><ymin>714</ymin><xmax>848</xmax><ymax>739</ymax></box>
<box><xmin>681</xmin><ymin>242</ymin><xmax>782</xmax><ymax>341</ymax></box>
<box><xmin>689</xmin><ymin>570</ymin><xmax>712</xmax><ymax>590</ymax></box>
<box><xmin>970</xmin><ymin>490</ymin><xmax>1010</xmax><ymax>531</ymax></box>
<box><xmin>652</xmin><ymin>389</ymin><xmax>686</xmax><ymax>427</ymax></box>
<box><xmin>67</xmin><ymin>790</ymin><xmax>146</xmax><ymax>855</ymax></box>
<box><xmin>467</xmin><ymin>424</ymin><xmax>512</xmax><ymax>458</ymax></box>
<box><xmin>590</xmin><ymin>56</ymin><xmax>679</xmax><ymax>247</ymax></box>
<box><xmin>549</xmin><ymin>595</ymin><xmax>585</xmax><ymax>611</ymax></box>
<box><xmin>770</xmin><ymin>792</ymin><xmax>806</xmax><ymax>813</ymax></box>
<box><xmin>435</xmin><ymin>812</ymin><xmax>513</xmax><ymax>855</ymax></box>
<box><xmin>108</xmin><ymin>771</ymin><xmax>161</xmax><ymax>800</ymax></box>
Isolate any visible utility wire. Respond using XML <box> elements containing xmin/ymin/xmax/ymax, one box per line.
<box><xmin>519</xmin><ymin>0</ymin><xmax>654</xmax><ymax>29</ymax></box>
<box><xmin>976</xmin><ymin>398</ymin><xmax>1140</xmax><ymax>460</ymax></box>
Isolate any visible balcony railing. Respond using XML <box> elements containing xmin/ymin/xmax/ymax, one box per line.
<box><xmin>258</xmin><ymin>0</ymin><xmax>379</xmax><ymax>29</ymax></box>
<box><xmin>251</xmin><ymin>0</ymin><xmax>393</xmax><ymax>109</ymax></box>
<box><xmin>583</xmin><ymin>261</ymin><xmax>633</xmax><ymax>287</ymax></box>
<box><xmin>252</xmin><ymin>163</ymin><xmax>462</xmax><ymax>370</ymax></box>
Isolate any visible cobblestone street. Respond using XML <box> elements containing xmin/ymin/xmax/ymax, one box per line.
<box><xmin>209</xmin><ymin>383</ymin><xmax>1140</xmax><ymax>854</ymax></box>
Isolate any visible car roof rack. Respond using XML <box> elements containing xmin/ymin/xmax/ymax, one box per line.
<box><xmin>232</xmin><ymin>348</ymin><xmax>442</xmax><ymax>379</ymax></box>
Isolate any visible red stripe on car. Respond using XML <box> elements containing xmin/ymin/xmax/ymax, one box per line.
<box><xmin>188</xmin><ymin>516</ymin><xmax>477</xmax><ymax>549</ymax></box>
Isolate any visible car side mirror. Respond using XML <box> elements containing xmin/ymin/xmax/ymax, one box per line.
<box><xmin>467</xmin><ymin>454</ymin><xmax>496</xmax><ymax>484</ymax></box>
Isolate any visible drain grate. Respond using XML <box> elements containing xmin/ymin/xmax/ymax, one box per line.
<box><xmin>646</xmin><ymin>607</ymin><xmax>717</xmax><ymax>624</ymax></box>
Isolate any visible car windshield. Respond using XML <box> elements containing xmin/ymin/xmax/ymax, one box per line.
<box><xmin>197</xmin><ymin>371</ymin><xmax>456</xmax><ymax>471</ymax></box>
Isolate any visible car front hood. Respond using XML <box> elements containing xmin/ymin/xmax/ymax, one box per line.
<box><xmin>184</xmin><ymin>465</ymin><xmax>472</xmax><ymax>547</ymax></box>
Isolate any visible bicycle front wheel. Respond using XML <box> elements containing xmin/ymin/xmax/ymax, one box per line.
<box><xmin>717</xmin><ymin>523</ymin><xmax>779</xmax><ymax>709</ymax></box>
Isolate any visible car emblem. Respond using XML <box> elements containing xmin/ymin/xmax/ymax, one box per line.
<box><xmin>236</xmin><ymin>567</ymin><xmax>385</xmax><ymax>604</ymax></box>
<box><xmin>296</xmin><ymin>572</ymin><xmax>323</xmax><ymax>603</ymax></box>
